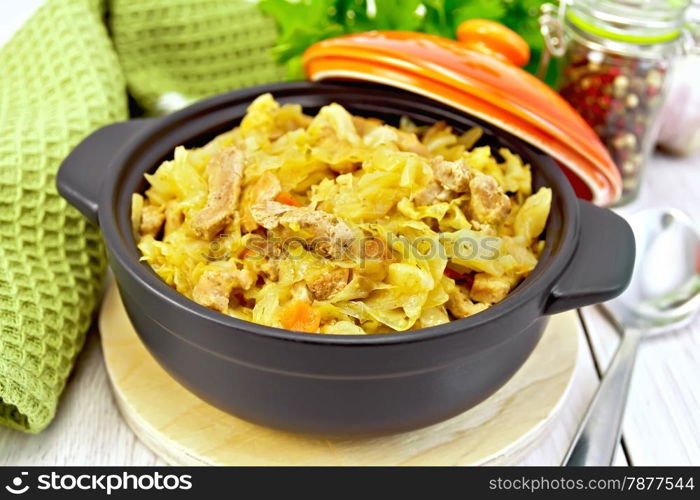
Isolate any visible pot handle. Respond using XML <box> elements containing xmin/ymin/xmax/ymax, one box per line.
<box><xmin>57</xmin><ymin>119</ymin><xmax>153</xmax><ymax>225</ymax></box>
<box><xmin>545</xmin><ymin>199</ymin><xmax>635</xmax><ymax>315</ymax></box>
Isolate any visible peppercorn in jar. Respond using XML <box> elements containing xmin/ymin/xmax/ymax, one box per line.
<box><xmin>539</xmin><ymin>0</ymin><xmax>698</xmax><ymax>205</ymax></box>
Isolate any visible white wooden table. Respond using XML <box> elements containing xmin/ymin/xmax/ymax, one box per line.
<box><xmin>0</xmin><ymin>2</ymin><xmax>698</xmax><ymax>466</ymax></box>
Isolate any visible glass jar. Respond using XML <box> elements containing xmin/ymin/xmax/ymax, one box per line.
<box><xmin>657</xmin><ymin>1</ymin><xmax>700</xmax><ymax>156</ymax></box>
<box><xmin>539</xmin><ymin>0</ymin><xmax>698</xmax><ymax>205</ymax></box>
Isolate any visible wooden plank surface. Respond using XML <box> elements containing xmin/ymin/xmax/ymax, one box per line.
<box><xmin>576</xmin><ymin>154</ymin><xmax>700</xmax><ymax>466</ymax></box>
<box><xmin>581</xmin><ymin>306</ymin><xmax>700</xmax><ymax>465</ymax></box>
<box><xmin>517</xmin><ymin>324</ymin><xmax>628</xmax><ymax>466</ymax></box>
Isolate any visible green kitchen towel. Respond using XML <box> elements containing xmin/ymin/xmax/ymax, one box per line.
<box><xmin>0</xmin><ymin>0</ymin><xmax>284</xmax><ymax>433</ymax></box>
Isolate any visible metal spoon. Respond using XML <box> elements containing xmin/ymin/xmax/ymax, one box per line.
<box><xmin>564</xmin><ymin>208</ymin><xmax>700</xmax><ymax>466</ymax></box>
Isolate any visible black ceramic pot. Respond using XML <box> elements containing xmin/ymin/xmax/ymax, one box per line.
<box><xmin>58</xmin><ymin>82</ymin><xmax>634</xmax><ymax>436</ymax></box>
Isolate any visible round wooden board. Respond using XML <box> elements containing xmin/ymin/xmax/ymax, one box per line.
<box><xmin>99</xmin><ymin>283</ymin><xmax>578</xmax><ymax>466</ymax></box>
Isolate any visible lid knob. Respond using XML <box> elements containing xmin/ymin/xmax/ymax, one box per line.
<box><xmin>456</xmin><ymin>19</ymin><xmax>531</xmax><ymax>67</ymax></box>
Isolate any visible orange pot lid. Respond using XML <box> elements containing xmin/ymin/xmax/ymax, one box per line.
<box><xmin>302</xmin><ymin>22</ymin><xmax>621</xmax><ymax>206</ymax></box>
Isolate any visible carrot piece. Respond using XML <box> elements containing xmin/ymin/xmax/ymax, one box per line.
<box><xmin>444</xmin><ymin>267</ymin><xmax>475</xmax><ymax>287</ymax></box>
<box><xmin>444</xmin><ymin>267</ymin><xmax>466</xmax><ymax>280</ymax></box>
<box><xmin>281</xmin><ymin>300</ymin><xmax>321</xmax><ymax>333</ymax></box>
<box><xmin>275</xmin><ymin>191</ymin><xmax>301</xmax><ymax>207</ymax></box>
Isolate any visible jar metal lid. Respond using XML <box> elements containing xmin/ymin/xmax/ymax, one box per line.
<box><xmin>567</xmin><ymin>9</ymin><xmax>682</xmax><ymax>44</ymax></box>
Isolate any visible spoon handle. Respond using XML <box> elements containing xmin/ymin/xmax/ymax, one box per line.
<box><xmin>563</xmin><ymin>327</ymin><xmax>643</xmax><ymax>466</ymax></box>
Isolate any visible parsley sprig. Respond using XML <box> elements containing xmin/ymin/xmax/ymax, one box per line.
<box><xmin>259</xmin><ymin>0</ymin><xmax>548</xmax><ymax>78</ymax></box>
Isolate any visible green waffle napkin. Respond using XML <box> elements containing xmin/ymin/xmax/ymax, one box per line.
<box><xmin>0</xmin><ymin>0</ymin><xmax>284</xmax><ymax>433</ymax></box>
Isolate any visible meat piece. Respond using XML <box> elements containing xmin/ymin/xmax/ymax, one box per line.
<box><xmin>164</xmin><ymin>201</ymin><xmax>183</xmax><ymax>236</ymax></box>
<box><xmin>140</xmin><ymin>204</ymin><xmax>165</xmax><ymax>237</ymax></box>
<box><xmin>413</xmin><ymin>158</ymin><xmax>472</xmax><ymax>206</ymax></box>
<box><xmin>240</xmin><ymin>171</ymin><xmax>282</xmax><ymax>232</ymax></box>
<box><xmin>413</xmin><ymin>181</ymin><xmax>454</xmax><ymax>206</ymax></box>
<box><xmin>468</xmin><ymin>173</ymin><xmax>511</xmax><ymax>225</ymax></box>
<box><xmin>469</xmin><ymin>273</ymin><xmax>514</xmax><ymax>304</ymax></box>
<box><xmin>467</xmin><ymin>219</ymin><xmax>497</xmax><ymax>235</ymax></box>
<box><xmin>431</xmin><ymin>157</ymin><xmax>472</xmax><ymax>192</ymax></box>
<box><xmin>446</xmin><ymin>286</ymin><xmax>489</xmax><ymax>319</ymax></box>
<box><xmin>396</xmin><ymin>130</ymin><xmax>429</xmax><ymax>156</ymax></box>
<box><xmin>260</xmin><ymin>260</ymin><xmax>279</xmax><ymax>282</ymax></box>
<box><xmin>191</xmin><ymin>148</ymin><xmax>245</xmax><ymax>240</ymax></box>
<box><xmin>250</xmin><ymin>200</ymin><xmax>294</xmax><ymax>229</ymax></box>
<box><xmin>251</xmin><ymin>201</ymin><xmax>355</xmax><ymax>259</ymax></box>
<box><xmin>307</xmin><ymin>267</ymin><xmax>350</xmax><ymax>300</ymax></box>
<box><xmin>192</xmin><ymin>267</ymin><xmax>257</xmax><ymax>313</ymax></box>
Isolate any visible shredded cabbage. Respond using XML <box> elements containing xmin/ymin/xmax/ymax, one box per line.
<box><xmin>135</xmin><ymin>94</ymin><xmax>551</xmax><ymax>334</ymax></box>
